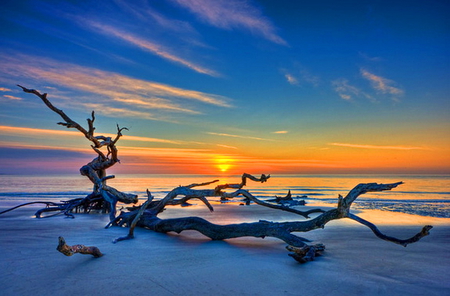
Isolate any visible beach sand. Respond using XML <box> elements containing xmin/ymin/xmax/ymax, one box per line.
<box><xmin>1</xmin><ymin>203</ymin><xmax>449</xmax><ymax>296</ymax></box>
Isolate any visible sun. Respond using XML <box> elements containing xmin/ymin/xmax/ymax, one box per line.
<box><xmin>215</xmin><ymin>156</ymin><xmax>234</xmax><ymax>173</ymax></box>
<box><xmin>218</xmin><ymin>164</ymin><xmax>230</xmax><ymax>172</ymax></box>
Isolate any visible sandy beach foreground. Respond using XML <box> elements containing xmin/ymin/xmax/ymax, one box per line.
<box><xmin>1</xmin><ymin>203</ymin><xmax>449</xmax><ymax>296</ymax></box>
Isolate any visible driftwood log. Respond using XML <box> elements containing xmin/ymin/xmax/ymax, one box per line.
<box><xmin>0</xmin><ymin>86</ymin><xmax>433</xmax><ymax>263</ymax></box>
<box><xmin>111</xmin><ymin>177</ymin><xmax>432</xmax><ymax>264</ymax></box>
<box><xmin>57</xmin><ymin>236</ymin><xmax>103</xmax><ymax>258</ymax></box>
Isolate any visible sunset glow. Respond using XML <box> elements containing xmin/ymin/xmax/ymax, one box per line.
<box><xmin>0</xmin><ymin>1</ymin><xmax>449</xmax><ymax>175</ymax></box>
<box><xmin>218</xmin><ymin>164</ymin><xmax>230</xmax><ymax>173</ymax></box>
<box><xmin>215</xmin><ymin>157</ymin><xmax>235</xmax><ymax>173</ymax></box>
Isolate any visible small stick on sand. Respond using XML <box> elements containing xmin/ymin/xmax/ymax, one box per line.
<box><xmin>57</xmin><ymin>236</ymin><xmax>103</xmax><ymax>258</ymax></box>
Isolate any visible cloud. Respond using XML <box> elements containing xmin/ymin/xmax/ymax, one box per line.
<box><xmin>216</xmin><ymin>144</ymin><xmax>238</xmax><ymax>149</ymax></box>
<box><xmin>0</xmin><ymin>54</ymin><xmax>232</xmax><ymax>121</ymax></box>
<box><xmin>206</xmin><ymin>132</ymin><xmax>274</xmax><ymax>141</ymax></box>
<box><xmin>329</xmin><ymin>142</ymin><xmax>428</xmax><ymax>150</ymax></box>
<box><xmin>284</xmin><ymin>73</ymin><xmax>299</xmax><ymax>85</ymax></box>
<box><xmin>281</xmin><ymin>67</ymin><xmax>319</xmax><ymax>87</ymax></box>
<box><xmin>0</xmin><ymin>87</ymin><xmax>11</xmax><ymax>91</ymax></box>
<box><xmin>0</xmin><ymin>125</ymin><xmax>181</xmax><ymax>144</ymax></box>
<box><xmin>0</xmin><ymin>141</ymin><xmax>92</xmax><ymax>153</ymax></box>
<box><xmin>81</xmin><ymin>103</ymin><xmax>175</xmax><ymax>122</ymax></box>
<box><xmin>332</xmin><ymin>78</ymin><xmax>373</xmax><ymax>101</ymax></box>
<box><xmin>114</xmin><ymin>0</ymin><xmax>198</xmax><ymax>35</ymax></box>
<box><xmin>113</xmin><ymin>97</ymin><xmax>201</xmax><ymax>114</ymax></box>
<box><xmin>2</xmin><ymin>95</ymin><xmax>22</xmax><ymax>101</ymax></box>
<box><xmin>273</xmin><ymin>131</ymin><xmax>288</xmax><ymax>134</ymax></box>
<box><xmin>170</xmin><ymin>0</ymin><xmax>287</xmax><ymax>45</ymax></box>
<box><xmin>333</xmin><ymin>70</ymin><xmax>404</xmax><ymax>102</ymax></box>
<box><xmin>360</xmin><ymin>69</ymin><xmax>404</xmax><ymax>101</ymax></box>
<box><xmin>83</xmin><ymin>21</ymin><xmax>219</xmax><ymax>77</ymax></box>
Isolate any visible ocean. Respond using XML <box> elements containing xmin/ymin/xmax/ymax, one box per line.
<box><xmin>0</xmin><ymin>174</ymin><xmax>449</xmax><ymax>218</ymax></box>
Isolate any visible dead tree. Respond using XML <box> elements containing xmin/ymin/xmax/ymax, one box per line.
<box><xmin>110</xmin><ymin>174</ymin><xmax>325</xmax><ymax>243</ymax></box>
<box><xmin>110</xmin><ymin>177</ymin><xmax>432</xmax><ymax>262</ymax></box>
<box><xmin>14</xmin><ymin>85</ymin><xmax>138</xmax><ymax>218</ymax></box>
<box><xmin>0</xmin><ymin>87</ymin><xmax>433</xmax><ymax>263</ymax></box>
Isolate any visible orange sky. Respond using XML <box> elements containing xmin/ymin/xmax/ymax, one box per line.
<box><xmin>0</xmin><ymin>125</ymin><xmax>448</xmax><ymax>175</ymax></box>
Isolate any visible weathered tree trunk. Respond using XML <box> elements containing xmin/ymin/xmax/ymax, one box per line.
<box><xmin>16</xmin><ymin>85</ymin><xmax>137</xmax><ymax>218</ymax></box>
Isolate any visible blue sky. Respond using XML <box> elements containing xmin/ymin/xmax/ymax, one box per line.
<box><xmin>0</xmin><ymin>0</ymin><xmax>449</xmax><ymax>175</ymax></box>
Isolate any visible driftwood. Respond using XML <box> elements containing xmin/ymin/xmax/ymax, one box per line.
<box><xmin>286</xmin><ymin>244</ymin><xmax>325</xmax><ymax>263</ymax></box>
<box><xmin>57</xmin><ymin>236</ymin><xmax>103</xmax><ymax>258</ymax></box>
<box><xmin>14</xmin><ymin>85</ymin><xmax>137</xmax><ymax>218</ymax></box>
<box><xmin>268</xmin><ymin>190</ymin><xmax>306</xmax><ymax>206</ymax></box>
<box><xmin>111</xmin><ymin>174</ymin><xmax>325</xmax><ymax>243</ymax></box>
<box><xmin>111</xmin><ymin>179</ymin><xmax>432</xmax><ymax>256</ymax></box>
<box><xmin>0</xmin><ymin>86</ymin><xmax>433</xmax><ymax>263</ymax></box>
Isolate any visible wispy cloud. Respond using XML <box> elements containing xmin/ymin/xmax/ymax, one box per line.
<box><xmin>216</xmin><ymin>144</ymin><xmax>238</xmax><ymax>149</ymax></box>
<box><xmin>114</xmin><ymin>0</ymin><xmax>198</xmax><ymax>35</ymax></box>
<box><xmin>281</xmin><ymin>67</ymin><xmax>319</xmax><ymax>87</ymax></box>
<box><xmin>329</xmin><ymin>142</ymin><xmax>428</xmax><ymax>150</ymax></box>
<box><xmin>170</xmin><ymin>0</ymin><xmax>287</xmax><ymax>45</ymax></box>
<box><xmin>273</xmin><ymin>131</ymin><xmax>288</xmax><ymax>134</ymax></box>
<box><xmin>332</xmin><ymin>78</ymin><xmax>373</xmax><ymax>101</ymax></box>
<box><xmin>360</xmin><ymin>68</ymin><xmax>404</xmax><ymax>101</ymax></box>
<box><xmin>0</xmin><ymin>87</ymin><xmax>12</xmax><ymax>91</ymax></box>
<box><xmin>83</xmin><ymin>21</ymin><xmax>219</xmax><ymax>77</ymax></box>
<box><xmin>0</xmin><ymin>125</ymin><xmax>84</xmax><ymax>137</ymax></box>
<box><xmin>284</xmin><ymin>73</ymin><xmax>299</xmax><ymax>85</ymax></box>
<box><xmin>0</xmin><ymin>54</ymin><xmax>232</xmax><ymax>121</ymax></box>
<box><xmin>0</xmin><ymin>140</ymin><xmax>92</xmax><ymax>153</ymax></box>
<box><xmin>2</xmin><ymin>95</ymin><xmax>22</xmax><ymax>101</ymax></box>
<box><xmin>81</xmin><ymin>103</ymin><xmax>174</xmax><ymax>122</ymax></box>
<box><xmin>206</xmin><ymin>132</ymin><xmax>274</xmax><ymax>141</ymax></box>
<box><xmin>0</xmin><ymin>125</ymin><xmax>181</xmax><ymax>144</ymax></box>
<box><xmin>112</xmin><ymin>97</ymin><xmax>201</xmax><ymax>115</ymax></box>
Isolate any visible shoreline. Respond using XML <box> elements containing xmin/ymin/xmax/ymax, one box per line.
<box><xmin>1</xmin><ymin>203</ymin><xmax>449</xmax><ymax>295</ymax></box>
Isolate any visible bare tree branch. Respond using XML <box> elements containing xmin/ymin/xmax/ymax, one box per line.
<box><xmin>16</xmin><ymin>85</ymin><xmax>137</xmax><ymax>219</ymax></box>
<box><xmin>348</xmin><ymin>213</ymin><xmax>432</xmax><ymax>247</ymax></box>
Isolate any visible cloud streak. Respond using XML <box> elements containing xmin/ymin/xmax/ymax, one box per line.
<box><xmin>332</xmin><ymin>78</ymin><xmax>373</xmax><ymax>101</ymax></box>
<box><xmin>282</xmin><ymin>66</ymin><xmax>319</xmax><ymax>87</ymax></box>
<box><xmin>360</xmin><ymin>68</ymin><xmax>404</xmax><ymax>101</ymax></box>
<box><xmin>206</xmin><ymin>132</ymin><xmax>274</xmax><ymax>141</ymax></box>
<box><xmin>329</xmin><ymin>142</ymin><xmax>427</xmax><ymax>150</ymax></box>
<box><xmin>0</xmin><ymin>54</ymin><xmax>232</xmax><ymax>121</ymax></box>
<box><xmin>0</xmin><ymin>125</ymin><xmax>181</xmax><ymax>144</ymax></box>
<box><xmin>2</xmin><ymin>95</ymin><xmax>22</xmax><ymax>101</ymax></box>
<box><xmin>216</xmin><ymin>144</ymin><xmax>238</xmax><ymax>149</ymax></box>
<box><xmin>113</xmin><ymin>97</ymin><xmax>201</xmax><ymax>114</ymax></box>
<box><xmin>85</xmin><ymin>21</ymin><xmax>219</xmax><ymax>77</ymax></box>
<box><xmin>284</xmin><ymin>73</ymin><xmax>298</xmax><ymax>85</ymax></box>
<box><xmin>170</xmin><ymin>0</ymin><xmax>287</xmax><ymax>45</ymax></box>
